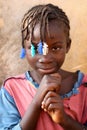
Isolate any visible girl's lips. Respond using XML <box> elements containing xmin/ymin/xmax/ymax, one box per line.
<box><xmin>38</xmin><ymin>67</ymin><xmax>56</xmax><ymax>74</ymax></box>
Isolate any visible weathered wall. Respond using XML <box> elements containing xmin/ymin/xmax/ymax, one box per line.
<box><xmin>0</xmin><ymin>0</ymin><xmax>87</xmax><ymax>86</ymax></box>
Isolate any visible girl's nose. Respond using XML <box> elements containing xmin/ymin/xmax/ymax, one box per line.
<box><xmin>38</xmin><ymin>55</ymin><xmax>53</xmax><ymax>63</ymax></box>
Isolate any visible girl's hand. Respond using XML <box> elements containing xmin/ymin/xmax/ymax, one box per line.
<box><xmin>41</xmin><ymin>91</ymin><xmax>66</xmax><ymax>124</ymax></box>
<box><xmin>33</xmin><ymin>73</ymin><xmax>62</xmax><ymax>107</ymax></box>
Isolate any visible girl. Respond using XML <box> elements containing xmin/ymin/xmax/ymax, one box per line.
<box><xmin>0</xmin><ymin>3</ymin><xmax>87</xmax><ymax>130</ymax></box>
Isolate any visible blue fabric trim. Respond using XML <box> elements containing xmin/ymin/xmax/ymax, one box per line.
<box><xmin>61</xmin><ymin>71</ymin><xmax>84</xmax><ymax>98</ymax></box>
<box><xmin>25</xmin><ymin>71</ymin><xmax>84</xmax><ymax>98</ymax></box>
<box><xmin>25</xmin><ymin>71</ymin><xmax>39</xmax><ymax>88</ymax></box>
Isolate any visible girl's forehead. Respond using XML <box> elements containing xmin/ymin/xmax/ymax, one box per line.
<box><xmin>32</xmin><ymin>24</ymin><xmax>40</xmax><ymax>41</ymax></box>
<box><xmin>32</xmin><ymin>20</ymin><xmax>66</xmax><ymax>42</ymax></box>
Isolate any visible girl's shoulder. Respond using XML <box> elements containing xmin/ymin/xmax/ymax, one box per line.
<box><xmin>3</xmin><ymin>73</ymin><xmax>26</xmax><ymax>87</ymax></box>
<box><xmin>1</xmin><ymin>73</ymin><xmax>29</xmax><ymax>98</ymax></box>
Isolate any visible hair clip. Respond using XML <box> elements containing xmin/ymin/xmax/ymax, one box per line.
<box><xmin>37</xmin><ymin>41</ymin><xmax>43</xmax><ymax>55</ymax></box>
<box><xmin>43</xmin><ymin>42</ymin><xmax>48</xmax><ymax>55</ymax></box>
<box><xmin>31</xmin><ymin>44</ymin><xmax>36</xmax><ymax>57</ymax></box>
<box><xmin>20</xmin><ymin>48</ymin><xmax>26</xmax><ymax>59</ymax></box>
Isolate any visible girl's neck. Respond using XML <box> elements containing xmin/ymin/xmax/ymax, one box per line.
<box><xmin>29</xmin><ymin>69</ymin><xmax>78</xmax><ymax>95</ymax></box>
<box><xmin>29</xmin><ymin>70</ymin><xmax>43</xmax><ymax>84</ymax></box>
<box><xmin>59</xmin><ymin>70</ymin><xmax>78</xmax><ymax>95</ymax></box>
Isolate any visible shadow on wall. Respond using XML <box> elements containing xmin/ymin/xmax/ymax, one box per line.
<box><xmin>0</xmin><ymin>1</ymin><xmax>30</xmax><ymax>86</ymax></box>
<box><xmin>0</xmin><ymin>0</ymin><xmax>87</xmax><ymax>86</ymax></box>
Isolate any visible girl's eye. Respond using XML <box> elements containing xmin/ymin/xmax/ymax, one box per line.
<box><xmin>52</xmin><ymin>47</ymin><xmax>61</xmax><ymax>51</ymax></box>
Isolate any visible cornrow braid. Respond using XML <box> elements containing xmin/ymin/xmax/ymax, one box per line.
<box><xmin>21</xmin><ymin>3</ymin><xmax>70</xmax><ymax>47</ymax></box>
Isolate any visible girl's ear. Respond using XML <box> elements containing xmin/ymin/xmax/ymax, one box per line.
<box><xmin>66</xmin><ymin>38</ymin><xmax>71</xmax><ymax>53</ymax></box>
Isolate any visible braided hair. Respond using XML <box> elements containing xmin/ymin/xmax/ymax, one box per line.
<box><xmin>21</xmin><ymin>3</ymin><xmax>71</xmax><ymax>48</ymax></box>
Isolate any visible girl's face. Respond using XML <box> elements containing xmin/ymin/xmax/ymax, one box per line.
<box><xmin>25</xmin><ymin>20</ymin><xmax>71</xmax><ymax>76</ymax></box>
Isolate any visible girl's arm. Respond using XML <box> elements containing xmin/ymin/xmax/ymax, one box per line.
<box><xmin>59</xmin><ymin>114</ymin><xmax>87</xmax><ymax>130</ymax></box>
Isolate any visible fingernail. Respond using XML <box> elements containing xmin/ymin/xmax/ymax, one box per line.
<box><xmin>42</xmin><ymin>101</ymin><xmax>44</xmax><ymax>105</ymax></box>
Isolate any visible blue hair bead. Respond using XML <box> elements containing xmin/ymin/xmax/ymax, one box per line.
<box><xmin>31</xmin><ymin>44</ymin><xmax>36</xmax><ymax>57</ymax></box>
<box><xmin>20</xmin><ymin>48</ymin><xmax>26</xmax><ymax>59</ymax></box>
<box><xmin>38</xmin><ymin>41</ymin><xmax>43</xmax><ymax>55</ymax></box>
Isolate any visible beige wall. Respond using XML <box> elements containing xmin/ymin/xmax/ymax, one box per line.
<box><xmin>0</xmin><ymin>0</ymin><xmax>87</xmax><ymax>85</ymax></box>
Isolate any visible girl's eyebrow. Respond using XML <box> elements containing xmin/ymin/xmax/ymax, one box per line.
<box><xmin>52</xmin><ymin>41</ymin><xmax>64</xmax><ymax>45</ymax></box>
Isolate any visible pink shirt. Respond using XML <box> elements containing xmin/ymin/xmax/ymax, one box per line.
<box><xmin>4</xmin><ymin>73</ymin><xmax>87</xmax><ymax>130</ymax></box>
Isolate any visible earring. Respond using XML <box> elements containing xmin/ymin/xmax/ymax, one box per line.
<box><xmin>31</xmin><ymin>44</ymin><xmax>36</xmax><ymax>57</ymax></box>
<box><xmin>43</xmin><ymin>42</ymin><xmax>48</xmax><ymax>55</ymax></box>
<box><xmin>20</xmin><ymin>48</ymin><xmax>26</xmax><ymax>59</ymax></box>
<box><xmin>38</xmin><ymin>41</ymin><xmax>43</xmax><ymax>55</ymax></box>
